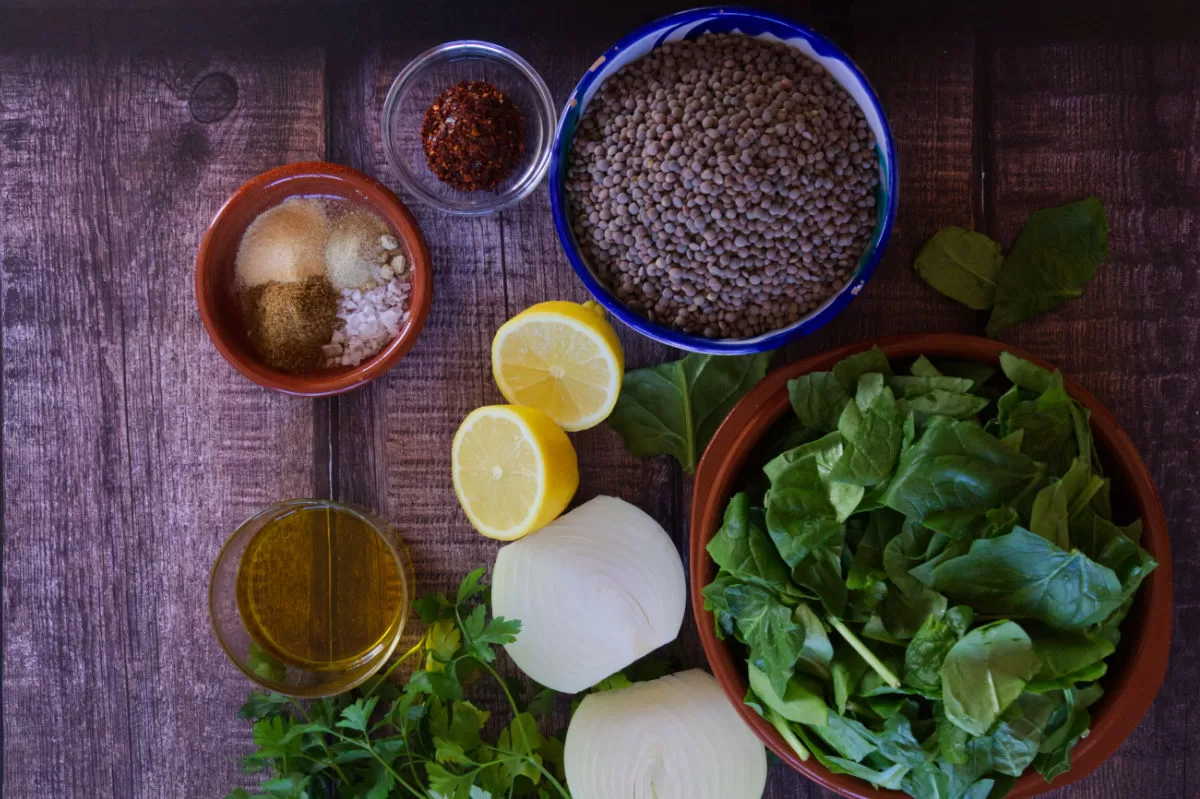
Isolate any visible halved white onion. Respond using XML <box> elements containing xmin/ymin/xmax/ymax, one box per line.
<box><xmin>565</xmin><ymin>669</ymin><xmax>768</xmax><ymax>799</ymax></box>
<box><xmin>491</xmin><ymin>495</ymin><xmax>686</xmax><ymax>693</ymax></box>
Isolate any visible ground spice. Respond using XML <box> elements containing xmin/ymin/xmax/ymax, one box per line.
<box><xmin>421</xmin><ymin>81</ymin><xmax>524</xmax><ymax>192</ymax></box>
<box><xmin>245</xmin><ymin>276</ymin><xmax>339</xmax><ymax>373</ymax></box>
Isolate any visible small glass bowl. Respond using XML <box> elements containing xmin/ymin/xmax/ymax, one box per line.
<box><xmin>382</xmin><ymin>40</ymin><xmax>555</xmax><ymax>216</ymax></box>
<box><xmin>209</xmin><ymin>499</ymin><xmax>414</xmax><ymax>697</ymax></box>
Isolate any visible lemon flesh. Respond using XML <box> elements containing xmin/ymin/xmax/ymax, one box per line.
<box><xmin>452</xmin><ymin>405</ymin><xmax>579</xmax><ymax>540</ymax></box>
<box><xmin>492</xmin><ymin>301</ymin><xmax>624</xmax><ymax>432</ymax></box>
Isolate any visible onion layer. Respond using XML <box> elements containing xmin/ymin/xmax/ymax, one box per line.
<box><xmin>491</xmin><ymin>495</ymin><xmax>685</xmax><ymax>693</ymax></box>
<box><xmin>564</xmin><ymin>669</ymin><xmax>768</xmax><ymax>799</ymax></box>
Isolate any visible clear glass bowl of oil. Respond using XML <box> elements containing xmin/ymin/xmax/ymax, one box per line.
<box><xmin>209</xmin><ymin>499</ymin><xmax>414</xmax><ymax>697</ymax></box>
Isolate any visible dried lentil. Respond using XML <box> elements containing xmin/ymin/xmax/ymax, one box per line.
<box><xmin>565</xmin><ymin>34</ymin><xmax>879</xmax><ymax>339</ymax></box>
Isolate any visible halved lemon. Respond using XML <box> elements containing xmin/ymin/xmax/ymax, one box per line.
<box><xmin>451</xmin><ymin>405</ymin><xmax>579</xmax><ymax>540</ymax></box>
<box><xmin>492</xmin><ymin>301</ymin><xmax>625</xmax><ymax>432</ymax></box>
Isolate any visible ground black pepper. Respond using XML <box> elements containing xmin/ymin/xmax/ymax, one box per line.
<box><xmin>421</xmin><ymin>81</ymin><xmax>524</xmax><ymax>192</ymax></box>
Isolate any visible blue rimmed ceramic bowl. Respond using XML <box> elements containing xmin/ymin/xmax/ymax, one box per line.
<box><xmin>548</xmin><ymin>6</ymin><xmax>898</xmax><ymax>354</ymax></box>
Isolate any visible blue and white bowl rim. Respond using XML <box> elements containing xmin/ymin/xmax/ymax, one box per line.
<box><xmin>548</xmin><ymin>5</ymin><xmax>899</xmax><ymax>355</ymax></box>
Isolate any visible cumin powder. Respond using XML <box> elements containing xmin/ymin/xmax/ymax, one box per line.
<box><xmin>245</xmin><ymin>277</ymin><xmax>339</xmax><ymax>373</ymax></box>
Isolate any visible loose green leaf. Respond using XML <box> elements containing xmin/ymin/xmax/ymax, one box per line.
<box><xmin>1025</xmin><ymin>623</ymin><xmax>1114</xmax><ymax>692</ymax></box>
<box><xmin>765</xmin><ymin>434</ymin><xmax>862</xmax><ymax>569</ymax></box>
<box><xmin>793</xmin><ymin>602</ymin><xmax>835</xmax><ymax>680</ymax></box>
<box><xmin>832</xmin><ymin>345</ymin><xmax>894</xmax><ymax>391</ymax></box>
<box><xmin>903</xmin><ymin>606</ymin><xmax>973</xmax><ymax>696</ymax></box>
<box><xmin>914</xmin><ymin>226</ymin><xmax>1005</xmax><ymax>310</ymax></box>
<box><xmin>788</xmin><ymin>371</ymin><xmax>850</xmax><ymax>432</ymax></box>
<box><xmin>706</xmin><ymin>492</ymin><xmax>793</xmax><ymax>591</ymax></box>
<box><xmin>882</xmin><ymin>417</ymin><xmax>1043</xmax><ymax>538</ymax></box>
<box><xmin>987</xmin><ymin>196</ymin><xmax>1109</xmax><ymax>336</ymax></box>
<box><xmin>606</xmin><ymin>351</ymin><xmax>772</xmax><ymax>472</ymax></box>
<box><xmin>942</xmin><ymin>621</ymin><xmax>1040</xmax><ymax>736</ymax></box>
<box><xmin>791</xmin><ymin>526</ymin><xmax>849</xmax><ymax>617</ymax></box>
<box><xmin>832</xmin><ymin>373</ymin><xmax>904</xmax><ymax>486</ymax></box>
<box><xmin>715</xmin><ymin>580</ymin><xmax>806</xmax><ymax>696</ymax></box>
<box><xmin>1029</xmin><ymin>457</ymin><xmax>1091</xmax><ymax>549</ymax></box>
<box><xmin>747</xmin><ymin>663</ymin><xmax>828</xmax><ymax>725</ymax></box>
<box><xmin>809</xmin><ymin>712</ymin><xmax>880</xmax><ymax>762</ymax></box>
<box><xmin>847</xmin><ymin>509</ymin><xmax>900</xmax><ymax>590</ymax></box>
<box><xmin>1070</xmin><ymin>509</ymin><xmax>1158</xmax><ymax>605</ymax></box>
<box><xmin>930</xmin><ymin>527</ymin><xmax>1124</xmax><ymax>630</ymax></box>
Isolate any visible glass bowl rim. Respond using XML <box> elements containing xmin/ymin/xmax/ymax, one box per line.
<box><xmin>381</xmin><ymin>39</ymin><xmax>556</xmax><ymax>217</ymax></box>
<box><xmin>207</xmin><ymin>497</ymin><xmax>411</xmax><ymax>698</ymax></box>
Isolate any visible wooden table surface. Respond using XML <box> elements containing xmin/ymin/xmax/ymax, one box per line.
<box><xmin>2</xmin><ymin>1</ymin><xmax>1197</xmax><ymax>797</ymax></box>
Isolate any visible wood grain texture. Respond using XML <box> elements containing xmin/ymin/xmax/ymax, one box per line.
<box><xmin>984</xmin><ymin>31</ymin><xmax>1199</xmax><ymax>799</ymax></box>
<box><xmin>0</xmin><ymin>39</ymin><xmax>327</xmax><ymax>797</ymax></box>
<box><xmin>1</xmin><ymin>2</ymin><xmax>1199</xmax><ymax>798</ymax></box>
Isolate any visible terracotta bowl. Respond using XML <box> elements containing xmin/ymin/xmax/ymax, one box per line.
<box><xmin>689</xmin><ymin>333</ymin><xmax>1172</xmax><ymax>798</ymax></box>
<box><xmin>196</xmin><ymin>162</ymin><xmax>432</xmax><ymax>396</ymax></box>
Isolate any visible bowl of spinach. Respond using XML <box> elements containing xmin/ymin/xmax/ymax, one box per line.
<box><xmin>689</xmin><ymin>334</ymin><xmax>1171</xmax><ymax>799</ymax></box>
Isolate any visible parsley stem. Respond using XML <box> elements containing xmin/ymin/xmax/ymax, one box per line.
<box><xmin>374</xmin><ymin>633</ymin><xmax>429</xmax><ymax>687</ymax></box>
<box><xmin>478</xmin><ymin>661</ymin><xmax>524</xmax><ymax>736</ymax></box>
<box><xmin>474</xmin><ymin>661</ymin><xmax>570</xmax><ymax>799</ymax></box>
<box><xmin>327</xmin><ymin>730</ymin><xmax>426</xmax><ymax>798</ymax></box>
<box><xmin>827</xmin><ymin>616</ymin><xmax>901</xmax><ymax>688</ymax></box>
<box><xmin>480</xmin><ymin>744</ymin><xmax>571</xmax><ymax>799</ymax></box>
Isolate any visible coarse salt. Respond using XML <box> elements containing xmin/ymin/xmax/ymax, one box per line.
<box><xmin>324</xmin><ymin>271</ymin><xmax>412</xmax><ymax>368</ymax></box>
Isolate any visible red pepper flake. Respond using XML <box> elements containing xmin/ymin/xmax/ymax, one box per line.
<box><xmin>421</xmin><ymin>81</ymin><xmax>525</xmax><ymax>192</ymax></box>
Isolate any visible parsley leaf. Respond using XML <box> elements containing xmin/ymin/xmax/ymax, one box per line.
<box><xmin>225</xmin><ymin>568</ymin><xmax>570</xmax><ymax>799</ymax></box>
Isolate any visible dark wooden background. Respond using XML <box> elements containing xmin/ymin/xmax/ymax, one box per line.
<box><xmin>2</xmin><ymin>1</ymin><xmax>1197</xmax><ymax>796</ymax></box>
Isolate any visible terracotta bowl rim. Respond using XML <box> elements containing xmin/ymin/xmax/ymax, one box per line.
<box><xmin>195</xmin><ymin>161</ymin><xmax>433</xmax><ymax>397</ymax></box>
<box><xmin>689</xmin><ymin>332</ymin><xmax>1173</xmax><ymax>799</ymax></box>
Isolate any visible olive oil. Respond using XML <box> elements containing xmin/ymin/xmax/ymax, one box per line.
<box><xmin>234</xmin><ymin>502</ymin><xmax>408</xmax><ymax>695</ymax></box>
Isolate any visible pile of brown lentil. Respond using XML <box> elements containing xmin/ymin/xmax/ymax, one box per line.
<box><xmin>565</xmin><ymin>34</ymin><xmax>879</xmax><ymax>338</ymax></box>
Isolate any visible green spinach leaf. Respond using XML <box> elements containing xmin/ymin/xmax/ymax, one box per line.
<box><xmin>706</xmin><ymin>492</ymin><xmax>794</xmax><ymax>593</ymax></box>
<box><xmin>606</xmin><ymin>351</ymin><xmax>772</xmax><ymax>472</ymax></box>
<box><xmin>833</xmin><ymin>345</ymin><xmax>894</xmax><ymax>391</ymax></box>
<box><xmin>914</xmin><ymin>226</ymin><xmax>1005</xmax><ymax>310</ymax></box>
<box><xmin>903</xmin><ymin>606</ymin><xmax>973</xmax><ymax>696</ymax></box>
<box><xmin>930</xmin><ymin>527</ymin><xmax>1124</xmax><ymax>630</ymax></box>
<box><xmin>833</xmin><ymin>373</ymin><xmax>904</xmax><ymax>486</ymax></box>
<box><xmin>882</xmin><ymin>417</ymin><xmax>1043</xmax><ymax>538</ymax></box>
<box><xmin>714</xmin><ymin>581</ymin><xmax>806</xmax><ymax>696</ymax></box>
<box><xmin>747</xmin><ymin>663</ymin><xmax>828</xmax><ymax>725</ymax></box>
<box><xmin>847</xmin><ymin>509</ymin><xmax>901</xmax><ymax>590</ymax></box>
<box><xmin>1029</xmin><ymin>457</ymin><xmax>1091</xmax><ymax>549</ymax></box>
<box><xmin>791</xmin><ymin>526</ymin><xmax>849</xmax><ymax>618</ymax></box>
<box><xmin>941</xmin><ymin>621</ymin><xmax>1040</xmax><ymax>736</ymax></box>
<box><xmin>789</xmin><ymin>371</ymin><xmax>850</xmax><ymax>432</ymax></box>
<box><xmin>1070</xmin><ymin>509</ymin><xmax>1158</xmax><ymax>605</ymax></box>
<box><xmin>986</xmin><ymin>196</ymin><xmax>1109</xmax><ymax>336</ymax></box>
<box><xmin>765</xmin><ymin>435</ymin><xmax>862</xmax><ymax>568</ymax></box>
<box><xmin>1025</xmin><ymin>624</ymin><xmax>1115</xmax><ymax>692</ymax></box>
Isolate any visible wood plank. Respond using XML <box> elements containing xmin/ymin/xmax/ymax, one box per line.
<box><xmin>0</xmin><ymin>40</ymin><xmax>327</xmax><ymax>798</ymax></box>
<box><xmin>986</xmin><ymin>32</ymin><xmax>1199</xmax><ymax>798</ymax></box>
<box><xmin>325</xmin><ymin>27</ymin><xmax>511</xmax><ymax>603</ymax></box>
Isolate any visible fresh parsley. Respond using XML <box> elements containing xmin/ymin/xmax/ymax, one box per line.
<box><xmin>226</xmin><ymin>568</ymin><xmax>569</xmax><ymax>799</ymax></box>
